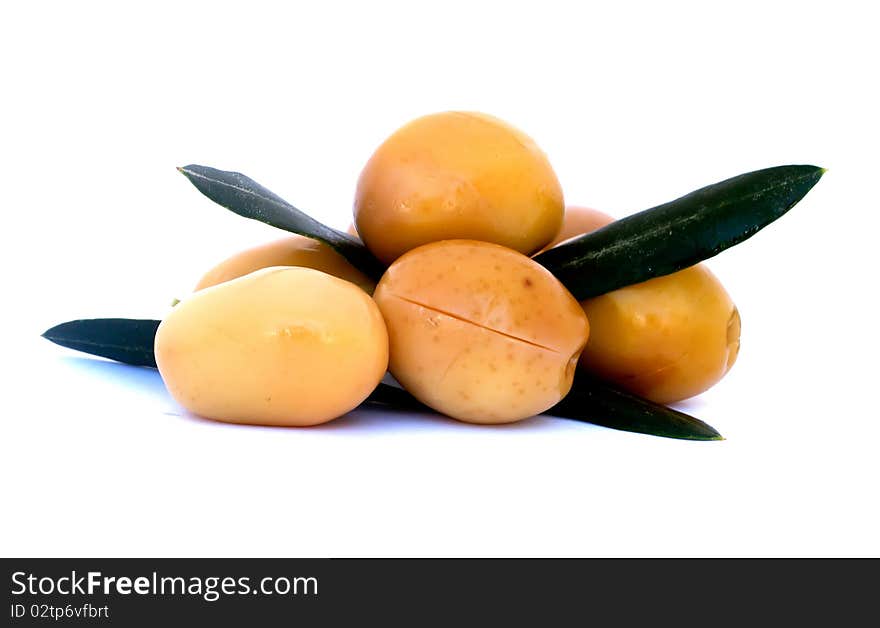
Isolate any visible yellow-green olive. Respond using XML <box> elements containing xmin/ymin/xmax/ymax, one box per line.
<box><xmin>354</xmin><ymin>111</ymin><xmax>564</xmax><ymax>265</ymax></box>
<box><xmin>579</xmin><ymin>265</ymin><xmax>740</xmax><ymax>403</ymax></box>
<box><xmin>194</xmin><ymin>235</ymin><xmax>375</xmax><ymax>293</ymax></box>
<box><xmin>373</xmin><ymin>240</ymin><xmax>589</xmax><ymax>424</ymax></box>
<box><xmin>156</xmin><ymin>267</ymin><xmax>389</xmax><ymax>426</ymax></box>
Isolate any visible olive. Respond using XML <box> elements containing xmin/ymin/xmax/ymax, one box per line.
<box><xmin>194</xmin><ymin>235</ymin><xmax>375</xmax><ymax>294</ymax></box>
<box><xmin>156</xmin><ymin>267</ymin><xmax>388</xmax><ymax>426</ymax></box>
<box><xmin>355</xmin><ymin>111</ymin><xmax>564</xmax><ymax>264</ymax></box>
<box><xmin>539</xmin><ymin>206</ymin><xmax>616</xmax><ymax>251</ymax></box>
<box><xmin>542</xmin><ymin>206</ymin><xmax>740</xmax><ymax>402</ymax></box>
<box><xmin>579</xmin><ymin>264</ymin><xmax>740</xmax><ymax>403</ymax></box>
<box><xmin>373</xmin><ymin>240</ymin><xmax>589</xmax><ymax>423</ymax></box>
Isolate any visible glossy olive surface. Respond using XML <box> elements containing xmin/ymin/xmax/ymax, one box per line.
<box><xmin>355</xmin><ymin>111</ymin><xmax>564</xmax><ymax>264</ymax></box>
<box><xmin>579</xmin><ymin>265</ymin><xmax>740</xmax><ymax>403</ymax></box>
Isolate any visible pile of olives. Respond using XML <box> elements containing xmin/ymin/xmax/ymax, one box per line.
<box><xmin>155</xmin><ymin>112</ymin><xmax>740</xmax><ymax>426</ymax></box>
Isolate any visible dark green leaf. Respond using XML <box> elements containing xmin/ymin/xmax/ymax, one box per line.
<box><xmin>547</xmin><ymin>373</ymin><xmax>723</xmax><ymax>440</ymax></box>
<box><xmin>535</xmin><ymin>165</ymin><xmax>825</xmax><ymax>299</ymax></box>
<box><xmin>42</xmin><ymin>318</ymin><xmax>720</xmax><ymax>440</ymax></box>
<box><xmin>178</xmin><ymin>164</ymin><xmax>385</xmax><ymax>280</ymax></box>
<box><xmin>42</xmin><ymin>318</ymin><xmax>160</xmax><ymax>368</ymax></box>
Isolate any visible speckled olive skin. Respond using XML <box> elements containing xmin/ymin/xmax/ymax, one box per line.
<box><xmin>580</xmin><ymin>265</ymin><xmax>740</xmax><ymax>404</ymax></box>
<box><xmin>156</xmin><ymin>267</ymin><xmax>388</xmax><ymax>426</ymax></box>
<box><xmin>354</xmin><ymin>111</ymin><xmax>564</xmax><ymax>265</ymax></box>
<box><xmin>373</xmin><ymin>240</ymin><xmax>589</xmax><ymax>424</ymax></box>
<box><xmin>194</xmin><ymin>235</ymin><xmax>375</xmax><ymax>294</ymax></box>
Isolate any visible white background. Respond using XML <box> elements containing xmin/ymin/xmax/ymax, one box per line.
<box><xmin>2</xmin><ymin>1</ymin><xmax>878</xmax><ymax>557</ymax></box>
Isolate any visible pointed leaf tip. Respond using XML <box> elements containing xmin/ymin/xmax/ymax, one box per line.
<box><xmin>177</xmin><ymin>164</ymin><xmax>386</xmax><ymax>279</ymax></box>
<box><xmin>546</xmin><ymin>375</ymin><xmax>725</xmax><ymax>441</ymax></box>
<box><xmin>41</xmin><ymin>318</ymin><xmax>161</xmax><ymax>368</ymax></box>
<box><xmin>536</xmin><ymin>164</ymin><xmax>828</xmax><ymax>299</ymax></box>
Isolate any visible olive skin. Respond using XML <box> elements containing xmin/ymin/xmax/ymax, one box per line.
<box><xmin>579</xmin><ymin>265</ymin><xmax>741</xmax><ymax>404</ymax></box>
<box><xmin>540</xmin><ymin>206</ymin><xmax>616</xmax><ymax>251</ymax></box>
<box><xmin>156</xmin><ymin>267</ymin><xmax>389</xmax><ymax>426</ymax></box>
<box><xmin>354</xmin><ymin>111</ymin><xmax>564</xmax><ymax>265</ymax></box>
<box><xmin>194</xmin><ymin>235</ymin><xmax>375</xmax><ymax>293</ymax></box>
<box><xmin>373</xmin><ymin>240</ymin><xmax>589</xmax><ymax>424</ymax></box>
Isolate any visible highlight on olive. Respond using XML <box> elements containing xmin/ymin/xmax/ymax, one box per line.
<box><xmin>355</xmin><ymin>111</ymin><xmax>564</xmax><ymax>265</ymax></box>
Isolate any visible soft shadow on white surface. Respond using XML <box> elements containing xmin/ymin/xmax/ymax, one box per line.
<box><xmin>56</xmin><ymin>354</ymin><xmax>603</xmax><ymax>436</ymax></box>
<box><xmin>10</xmin><ymin>334</ymin><xmax>878</xmax><ymax>559</ymax></box>
<box><xmin>60</xmin><ymin>356</ymin><xmax>169</xmax><ymax>399</ymax></box>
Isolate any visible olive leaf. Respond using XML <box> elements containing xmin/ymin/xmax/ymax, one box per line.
<box><xmin>178</xmin><ymin>164</ymin><xmax>386</xmax><ymax>280</ymax></box>
<box><xmin>550</xmin><ymin>374</ymin><xmax>723</xmax><ymax>441</ymax></box>
<box><xmin>41</xmin><ymin>318</ymin><xmax>723</xmax><ymax>441</ymax></box>
<box><xmin>42</xmin><ymin>318</ymin><xmax>160</xmax><ymax>368</ymax></box>
<box><xmin>535</xmin><ymin>165</ymin><xmax>825</xmax><ymax>299</ymax></box>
